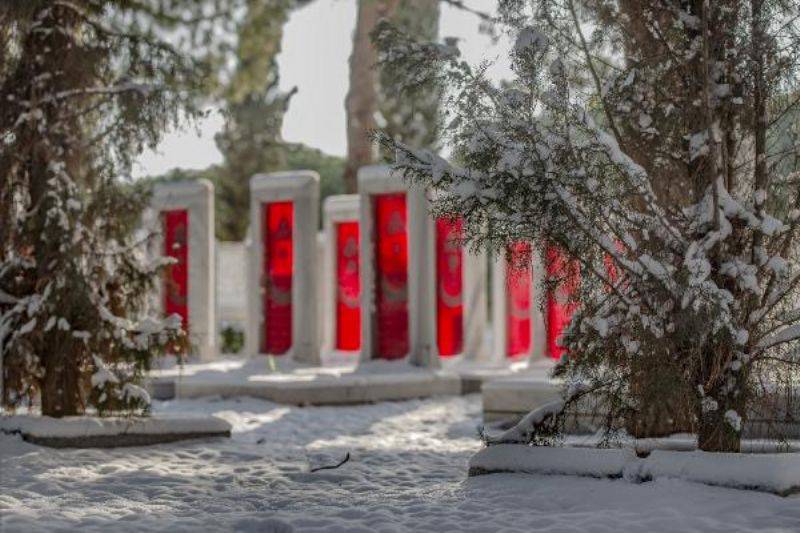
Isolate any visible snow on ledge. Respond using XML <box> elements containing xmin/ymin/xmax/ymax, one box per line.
<box><xmin>639</xmin><ymin>450</ymin><xmax>800</xmax><ymax>496</ymax></box>
<box><xmin>0</xmin><ymin>414</ymin><xmax>231</xmax><ymax>448</ymax></box>
<box><xmin>469</xmin><ymin>444</ymin><xmax>800</xmax><ymax>496</ymax></box>
<box><xmin>468</xmin><ymin>444</ymin><xmax>634</xmax><ymax>479</ymax></box>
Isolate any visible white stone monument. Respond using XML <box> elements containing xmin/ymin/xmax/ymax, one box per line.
<box><xmin>358</xmin><ymin>165</ymin><xmax>433</xmax><ymax>366</ymax></box>
<box><xmin>246</xmin><ymin>171</ymin><xmax>320</xmax><ymax>364</ymax></box>
<box><xmin>358</xmin><ymin>165</ymin><xmax>488</xmax><ymax>367</ymax></box>
<box><xmin>216</xmin><ymin>241</ymin><xmax>248</xmax><ymax>349</ymax></box>
<box><xmin>321</xmin><ymin>195</ymin><xmax>362</xmax><ymax>356</ymax></box>
<box><xmin>491</xmin><ymin>243</ymin><xmax>546</xmax><ymax>363</ymax></box>
<box><xmin>150</xmin><ymin>179</ymin><xmax>216</xmax><ymax>361</ymax></box>
<box><xmin>423</xmin><ymin>203</ymin><xmax>489</xmax><ymax>364</ymax></box>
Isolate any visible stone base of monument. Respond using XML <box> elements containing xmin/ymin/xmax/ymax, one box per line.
<box><xmin>147</xmin><ymin>356</ymin><xmax>461</xmax><ymax>406</ymax></box>
<box><xmin>481</xmin><ymin>366</ymin><xmax>561</xmax><ymax>424</ymax></box>
<box><xmin>481</xmin><ymin>373</ymin><xmax>800</xmax><ymax>440</ymax></box>
<box><xmin>451</xmin><ymin>358</ymin><xmax>556</xmax><ymax>395</ymax></box>
<box><xmin>0</xmin><ymin>414</ymin><xmax>231</xmax><ymax>448</ymax></box>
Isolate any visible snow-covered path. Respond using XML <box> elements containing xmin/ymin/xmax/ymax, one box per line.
<box><xmin>2</xmin><ymin>395</ymin><xmax>799</xmax><ymax>532</ymax></box>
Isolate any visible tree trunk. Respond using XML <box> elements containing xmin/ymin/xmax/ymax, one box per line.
<box><xmin>343</xmin><ymin>0</ymin><xmax>401</xmax><ymax>193</ymax></box>
<box><xmin>26</xmin><ymin>5</ymin><xmax>85</xmax><ymax>418</ymax></box>
<box><xmin>695</xmin><ymin>347</ymin><xmax>747</xmax><ymax>452</ymax></box>
<box><xmin>697</xmin><ymin>407</ymin><xmax>743</xmax><ymax>453</ymax></box>
<box><xmin>40</xmin><ymin>345</ymin><xmax>82</xmax><ymax>417</ymax></box>
<box><xmin>625</xmin><ymin>359</ymin><xmax>695</xmax><ymax>438</ymax></box>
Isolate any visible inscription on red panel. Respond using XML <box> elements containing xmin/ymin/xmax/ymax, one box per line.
<box><xmin>506</xmin><ymin>241</ymin><xmax>532</xmax><ymax>358</ymax></box>
<box><xmin>546</xmin><ymin>246</ymin><xmax>580</xmax><ymax>360</ymax></box>
<box><xmin>374</xmin><ymin>194</ymin><xmax>409</xmax><ymax>359</ymax></box>
<box><xmin>163</xmin><ymin>209</ymin><xmax>189</xmax><ymax>334</ymax></box>
<box><xmin>262</xmin><ymin>201</ymin><xmax>293</xmax><ymax>355</ymax></box>
<box><xmin>336</xmin><ymin>221</ymin><xmax>361</xmax><ymax>351</ymax></box>
<box><xmin>435</xmin><ymin>217</ymin><xmax>464</xmax><ymax>357</ymax></box>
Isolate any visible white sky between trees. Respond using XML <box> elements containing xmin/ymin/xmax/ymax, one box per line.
<box><xmin>133</xmin><ymin>0</ymin><xmax>512</xmax><ymax>178</ymax></box>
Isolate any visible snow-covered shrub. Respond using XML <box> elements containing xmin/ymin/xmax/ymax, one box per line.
<box><xmin>375</xmin><ymin>0</ymin><xmax>800</xmax><ymax>451</ymax></box>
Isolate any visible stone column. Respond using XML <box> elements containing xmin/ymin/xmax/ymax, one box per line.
<box><xmin>358</xmin><ymin>165</ymin><xmax>435</xmax><ymax>367</ymax></box>
<box><xmin>490</xmin><ymin>244</ymin><xmax>546</xmax><ymax>364</ymax></box>
<box><xmin>421</xmin><ymin>202</ymin><xmax>489</xmax><ymax>364</ymax></box>
<box><xmin>151</xmin><ymin>179</ymin><xmax>216</xmax><ymax>361</ymax></box>
<box><xmin>216</xmin><ymin>241</ymin><xmax>248</xmax><ymax>353</ymax></box>
<box><xmin>247</xmin><ymin>171</ymin><xmax>320</xmax><ymax>364</ymax></box>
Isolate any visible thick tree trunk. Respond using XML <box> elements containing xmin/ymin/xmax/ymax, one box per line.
<box><xmin>698</xmin><ymin>410</ymin><xmax>742</xmax><ymax>452</ymax></box>
<box><xmin>625</xmin><ymin>360</ymin><xmax>695</xmax><ymax>438</ymax></box>
<box><xmin>343</xmin><ymin>0</ymin><xmax>401</xmax><ymax>193</ymax></box>
<box><xmin>41</xmin><ymin>349</ymin><xmax>82</xmax><ymax>417</ymax></box>
<box><xmin>695</xmin><ymin>346</ymin><xmax>747</xmax><ymax>452</ymax></box>
<box><xmin>26</xmin><ymin>6</ymin><xmax>85</xmax><ymax>418</ymax></box>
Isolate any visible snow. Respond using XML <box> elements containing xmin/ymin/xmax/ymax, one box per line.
<box><xmin>2</xmin><ymin>395</ymin><xmax>799</xmax><ymax>532</ymax></box>
<box><xmin>121</xmin><ymin>383</ymin><xmax>151</xmax><ymax>405</ymax></box>
<box><xmin>91</xmin><ymin>355</ymin><xmax>119</xmax><ymax>389</ymax></box>
<box><xmin>642</xmin><ymin>450</ymin><xmax>800</xmax><ymax>495</ymax></box>
<box><xmin>473</xmin><ymin>444</ymin><xmax>800</xmax><ymax>495</ymax></box>
<box><xmin>470</xmin><ymin>444</ymin><xmax>634</xmax><ymax>479</ymax></box>
<box><xmin>725</xmin><ymin>409</ymin><xmax>743</xmax><ymax>432</ymax></box>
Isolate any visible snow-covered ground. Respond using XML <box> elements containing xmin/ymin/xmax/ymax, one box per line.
<box><xmin>2</xmin><ymin>395</ymin><xmax>799</xmax><ymax>532</ymax></box>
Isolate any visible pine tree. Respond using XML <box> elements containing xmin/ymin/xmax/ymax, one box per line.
<box><xmin>214</xmin><ymin>0</ymin><xmax>298</xmax><ymax>241</ymax></box>
<box><xmin>343</xmin><ymin>0</ymin><xmax>442</xmax><ymax>193</ymax></box>
<box><xmin>0</xmin><ymin>1</ymin><xmax>225</xmax><ymax>416</ymax></box>
<box><xmin>377</xmin><ymin>0</ymin><xmax>800</xmax><ymax>451</ymax></box>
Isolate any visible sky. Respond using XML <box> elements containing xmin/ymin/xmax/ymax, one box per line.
<box><xmin>133</xmin><ymin>0</ymin><xmax>512</xmax><ymax>178</ymax></box>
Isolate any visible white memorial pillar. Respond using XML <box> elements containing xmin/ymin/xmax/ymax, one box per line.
<box><xmin>151</xmin><ymin>179</ymin><xmax>216</xmax><ymax>361</ymax></box>
<box><xmin>358</xmin><ymin>165</ymin><xmax>435</xmax><ymax>367</ymax></box>
<box><xmin>422</xmin><ymin>200</ymin><xmax>489</xmax><ymax>363</ymax></box>
<box><xmin>491</xmin><ymin>244</ymin><xmax>546</xmax><ymax>363</ymax></box>
<box><xmin>321</xmin><ymin>195</ymin><xmax>362</xmax><ymax>357</ymax></box>
<box><xmin>246</xmin><ymin>171</ymin><xmax>320</xmax><ymax>364</ymax></box>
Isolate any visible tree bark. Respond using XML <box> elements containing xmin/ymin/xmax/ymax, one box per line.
<box><xmin>41</xmin><ymin>346</ymin><xmax>83</xmax><ymax>417</ymax></box>
<box><xmin>343</xmin><ymin>0</ymin><xmax>401</xmax><ymax>193</ymax></box>
<box><xmin>24</xmin><ymin>5</ymin><xmax>86</xmax><ymax>417</ymax></box>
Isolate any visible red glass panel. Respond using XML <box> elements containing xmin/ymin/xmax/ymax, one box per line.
<box><xmin>604</xmin><ymin>240</ymin><xmax>626</xmax><ymax>287</ymax></box>
<box><xmin>262</xmin><ymin>201</ymin><xmax>293</xmax><ymax>355</ymax></box>
<box><xmin>163</xmin><ymin>210</ymin><xmax>189</xmax><ymax>334</ymax></box>
<box><xmin>335</xmin><ymin>221</ymin><xmax>361</xmax><ymax>351</ymax></box>
<box><xmin>435</xmin><ymin>217</ymin><xmax>464</xmax><ymax>356</ymax></box>
<box><xmin>546</xmin><ymin>246</ymin><xmax>580</xmax><ymax>360</ymax></box>
<box><xmin>506</xmin><ymin>241</ymin><xmax>532</xmax><ymax>358</ymax></box>
<box><xmin>374</xmin><ymin>193</ymin><xmax>409</xmax><ymax>359</ymax></box>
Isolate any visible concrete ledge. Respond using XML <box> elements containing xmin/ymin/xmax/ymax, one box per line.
<box><xmin>148</xmin><ymin>378</ymin><xmax>176</xmax><ymax>401</ymax></box>
<box><xmin>482</xmin><ymin>375</ymin><xmax>560</xmax><ymax>423</ymax></box>
<box><xmin>453</xmin><ymin>359</ymin><xmax>556</xmax><ymax>396</ymax></box>
<box><xmin>174</xmin><ymin>371</ymin><xmax>462</xmax><ymax>406</ymax></box>
<box><xmin>470</xmin><ymin>444</ymin><xmax>800</xmax><ymax>496</ymax></box>
<box><xmin>469</xmin><ymin>444</ymin><xmax>633</xmax><ymax>479</ymax></box>
<box><xmin>482</xmin><ymin>377</ymin><xmax>800</xmax><ymax>439</ymax></box>
<box><xmin>0</xmin><ymin>414</ymin><xmax>231</xmax><ymax>448</ymax></box>
<box><xmin>458</xmin><ymin>368</ymin><xmax>518</xmax><ymax>395</ymax></box>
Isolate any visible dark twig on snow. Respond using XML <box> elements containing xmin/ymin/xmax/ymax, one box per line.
<box><xmin>310</xmin><ymin>452</ymin><xmax>351</xmax><ymax>473</ymax></box>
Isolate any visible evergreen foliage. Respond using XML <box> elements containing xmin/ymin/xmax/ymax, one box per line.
<box><xmin>0</xmin><ymin>1</ymin><xmax>228</xmax><ymax>416</ymax></box>
<box><xmin>377</xmin><ymin>0</ymin><xmax>800</xmax><ymax>452</ymax></box>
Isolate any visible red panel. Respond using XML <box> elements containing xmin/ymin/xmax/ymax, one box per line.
<box><xmin>604</xmin><ymin>240</ymin><xmax>626</xmax><ymax>287</ymax></box>
<box><xmin>546</xmin><ymin>246</ymin><xmax>580</xmax><ymax>360</ymax></box>
<box><xmin>262</xmin><ymin>201</ymin><xmax>293</xmax><ymax>355</ymax></box>
<box><xmin>435</xmin><ymin>217</ymin><xmax>464</xmax><ymax>356</ymax></box>
<box><xmin>163</xmin><ymin>210</ymin><xmax>189</xmax><ymax>333</ymax></box>
<box><xmin>374</xmin><ymin>193</ymin><xmax>409</xmax><ymax>359</ymax></box>
<box><xmin>335</xmin><ymin>221</ymin><xmax>361</xmax><ymax>351</ymax></box>
<box><xmin>506</xmin><ymin>241</ymin><xmax>532</xmax><ymax>358</ymax></box>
